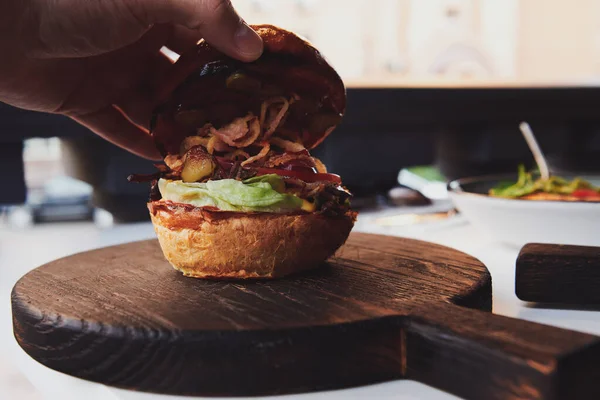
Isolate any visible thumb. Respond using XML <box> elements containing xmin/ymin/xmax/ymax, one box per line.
<box><xmin>135</xmin><ymin>0</ymin><xmax>263</xmax><ymax>62</ymax></box>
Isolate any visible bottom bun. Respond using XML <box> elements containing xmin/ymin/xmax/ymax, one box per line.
<box><xmin>148</xmin><ymin>201</ymin><xmax>356</xmax><ymax>279</ymax></box>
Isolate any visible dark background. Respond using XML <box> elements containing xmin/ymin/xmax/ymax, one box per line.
<box><xmin>3</xmin><ymin>87</ymin><xmax>600</xmax><ymax>218</ymax></box>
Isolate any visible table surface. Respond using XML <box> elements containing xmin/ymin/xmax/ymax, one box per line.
<box><xmin>3</xmin><ymin>205</ymin><xmax>600</xmax><ymax>400</ymax></box>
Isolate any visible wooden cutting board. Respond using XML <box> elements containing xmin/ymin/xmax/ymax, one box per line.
<box><xmin>11</xmin><ymin>233</ymin><xmax>600</xmax><ymax>400</ymax></box>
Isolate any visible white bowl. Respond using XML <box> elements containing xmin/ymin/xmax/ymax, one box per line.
<box><xmin>448</xmin><ymin>174</ymin><xmax>600</xmax><ymax>248</ymax></box>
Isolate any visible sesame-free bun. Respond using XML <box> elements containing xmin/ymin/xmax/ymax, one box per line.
<box><xmin>148</xmin><ymin>201</ymin><xmax>356</xmax><ymax>279</ymax></box>
<box><xmin>152</xmin><ymin>24</ymin><xmax>346</xmax><ymax>156</ymax></box>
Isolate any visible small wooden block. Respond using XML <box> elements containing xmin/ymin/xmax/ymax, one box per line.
<box><xmin>516</xmin><ymin>243</ymin><xmax>600</xmax><ymax>305</ymax></box>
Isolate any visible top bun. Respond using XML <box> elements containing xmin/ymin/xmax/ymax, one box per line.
<box><xmin>151</xmin><ymin>24</ymin><xmax>346</xmax><ymax>156</ymax></box>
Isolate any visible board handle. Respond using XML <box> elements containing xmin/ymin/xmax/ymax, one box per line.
<box><xmin>516</xmin><ymin>243</ymin><xmax>600</xmax><ymax>305</ymax></box>
<box><xmin>404</xmin><ymin>303</ymin><xmax>600</xmax><ymax>400</ymax></box>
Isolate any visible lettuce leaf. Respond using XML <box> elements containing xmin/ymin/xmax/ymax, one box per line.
<box><xmin>490</xmin><ymin>164</ymin><xmax>599</xmax><ymax>198</ymax></box>
<box><xmin>242</xmin><ymin>174</ymin><xmax>285</xmax><ymax>192</ymax></box>
<box><xmin>158</xmin><ymin>175</ymin><xmax>302</xmax><ymax>212</ymax></box>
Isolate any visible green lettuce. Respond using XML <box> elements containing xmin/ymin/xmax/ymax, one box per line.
<box><xmin>158</xmin><ymin>174</ymin><xmax>302</xmax><ymax>212</ymax></box>
<box><xmin>490</xmin><ymin>164</ymin><xmax>599</xmax><ymax>198</ymax></box>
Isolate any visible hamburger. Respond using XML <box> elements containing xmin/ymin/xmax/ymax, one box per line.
<box><xmin>131</xmin><ymin>25</ymin><xmax>356</xmax><ymax>279</ymax></box>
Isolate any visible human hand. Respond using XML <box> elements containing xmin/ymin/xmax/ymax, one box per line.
<box><xmin>0</xmin><ymin>0</ymin><xmax>263</xmax><ymax>160</ymax></box>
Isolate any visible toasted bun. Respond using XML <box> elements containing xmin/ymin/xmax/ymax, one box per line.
<box><xmin>148</xmin><ymin>201</ymin><xmax>356</xmax><ymax>279</ymax></box>
<box><xmin>152</xmin><ymin>24</ymin><xmax>346</xmax><ymax>156</ymax></box>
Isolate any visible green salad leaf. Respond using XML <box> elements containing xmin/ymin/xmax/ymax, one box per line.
<box><xmin>158</xmin><ymin>174</ymin><xmax>303</xmax><ymax>212</ymax></box>
<box><xmin>242</xmin><ymin>174</ymin><xmax>286</xmax><ymax>192</ymax></box>
<box><xmin>489</xmin><ymin>164</ymin><xmax>599</xmax><ymax>198</ymax></box>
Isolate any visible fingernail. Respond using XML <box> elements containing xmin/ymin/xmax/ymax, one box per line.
<box><xmin>234</xmin><ymin>23</ymin><xmax>263</xmax><ymax>61</ymax></box>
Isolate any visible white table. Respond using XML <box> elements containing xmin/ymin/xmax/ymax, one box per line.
<box><xmin>2</xmin><ymin>208</ymin><xmax>600</xmax><ymax>400</ymax></box>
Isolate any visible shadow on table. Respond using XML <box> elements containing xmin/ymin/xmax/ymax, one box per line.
<box><xmin>521</xmin><ymin>301</ymin><xmax>600</xmax><ymax>312</ymax></box>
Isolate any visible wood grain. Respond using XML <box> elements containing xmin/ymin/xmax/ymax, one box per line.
<box><xmin>11</xmin><ymin>233</ymin><xmax>600</xmax><ymax>399</ymax></box>
<box><xmin>516</xmin><ymin>243</ymin><xmax>600</xmax><ymax>305</ymax></box>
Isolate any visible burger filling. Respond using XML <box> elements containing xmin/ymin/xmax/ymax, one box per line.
<box><xmin>158</xmin><ymin>175</ymin><xmax>304</xmax><ymax>212</ymax></box>
<box><xmin>133</xmin><ymin>92</ymin><xmax>352</xmax><ymax>216</ymax></box>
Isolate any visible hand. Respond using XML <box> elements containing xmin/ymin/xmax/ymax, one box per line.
<box><xmin>0</xmin><ymin>0</ymin><xmax>263</xmax><ymax>160</ymax></box>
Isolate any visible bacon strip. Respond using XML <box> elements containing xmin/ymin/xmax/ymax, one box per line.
<box><xmin>214</xmin><ymin>138</ymin><xmax>234</xmax><ymax>153</ymax></box>
<box><xmin>263</xmin><ymin>152</ymin><xmax>316</xmax><ymax>168</ymax></box>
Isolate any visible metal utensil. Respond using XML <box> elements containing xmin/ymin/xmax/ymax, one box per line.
<box><xmin>519</xmin><ymin>121</ymin><xmax>550</xmax><ymax>180</ymax></box>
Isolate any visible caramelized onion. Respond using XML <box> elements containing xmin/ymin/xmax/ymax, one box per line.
<box><xmin>312</xmin><ymin>157</ymin><xmax>328</xmax><ymax>173</ymax></box>
<box><xmin>181</xmin><ymin>146</ymin><xmax>216</xmax><ymax>182</ymax></box>
<box><xmin>269</xmin><ymin>137</ymin><xmax>305</xmax><ymax>153</ymax></box>
<box><xmin>180</xmin><ymin>136</ymin><xmax>210</xmax><ymax>155</ymax></box>
<box><xmin>233</xmin><ymin>117</ymin><xmax>261</xmax><ymax>148</ymax></box>
<box><xmin>164</xmin><ymin>154</ymin><xmax>183</xmax><ymax>170</ymax></box>
<box><xmin>241</xmin><ymin>143</ymin><xmax>271</xmax><ymax>166</ymax></box>
<box><xmin>150</xmin><ymin>25</ymin><xmax>347</xmax><ymax>154</ymax></box>
<box><xmin>208</xmin><ymin>114</ymin><xmax>261</xmax><ymax>148</ymax></box>
<box><xmin>206</xmin><ymin>136</ymin><xmax>217</xmax><ymax>154</ymax></box>
<box><xmin>260</xmin><ymin>97</ymin><xmax>290</xmax><ymax>139</ymax></box>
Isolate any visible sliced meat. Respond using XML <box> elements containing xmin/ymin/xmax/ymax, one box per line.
<box><xmin>264</xmin><ymin>151</ymin><xmax>316</xmax><ymax>168</ymax></box>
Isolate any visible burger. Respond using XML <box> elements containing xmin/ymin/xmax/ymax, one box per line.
<box><xmin>132</xmin><ymin>25</ymin><xmax>356</xmax><ymax>279</ymax></box>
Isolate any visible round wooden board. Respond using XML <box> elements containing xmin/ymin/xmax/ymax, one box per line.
<box><xmin>11</xmin><ymin>233</ymin><xmax>491</xmax><ymax>396</ymax></box>
<box><xmin>16</xmin><ymin>233</ymin><xmax>600</xmax><ymax>400</ymax></box>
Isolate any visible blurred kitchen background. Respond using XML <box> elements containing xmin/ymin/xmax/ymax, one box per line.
<box><xmin>2</xmin><ymin>0</ymin><xmax>600</xmax><ymax>225</ymax></box>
